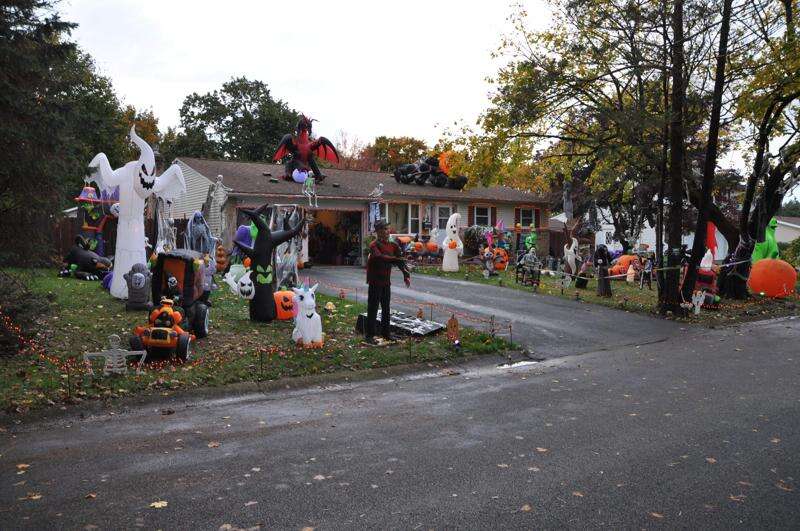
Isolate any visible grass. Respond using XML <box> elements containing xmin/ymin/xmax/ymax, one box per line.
<box><xmin>1</xmin><ymin>269</ymin><xmax>509</xmax><ymax>414</ymax></box>
<box><xmin>412</xmin><ymin>263</ymin><xmax>800</xmax><ymax>326</ymax></box>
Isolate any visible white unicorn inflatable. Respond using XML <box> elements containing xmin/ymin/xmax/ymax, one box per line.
<box><xmin>441</xmin><ymin>213</ymin><xmax>463</xmax><ymax>272</ymax></box>
<box><xmin>292</xmin><ymin>284</ymin><xmax>323</xmax><ymax>347</ymax></box>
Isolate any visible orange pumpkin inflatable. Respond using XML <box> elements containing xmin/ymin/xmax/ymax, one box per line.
<box><xmin>448</xmin><ymin>240</ymin><xmax>458</xmax><ymax>249</ymax></box>
<box><xmin>273</xmin><ymin>290</ymin><xmax>296</xmax><ymax>320</ymax></box>
<box><xmin>494</xmin><ymin>248</ymin><xmax>509</xmax><ymax>271</ymax></box>
<box><xmin>397</xmin><ymin>236</ymin><xmax>412</xmax><ymax>245</ymax></box>
<box><xmin>747</xmin><ymin>258</ymin><xmax>797</xmax><ymax>298</ymax></box>
<box><xmin>215</xmin><ymin>244</ymin><xmax>229</xmax><ymax>273</ymax></box>
<box><xmin>413</xmin><ymin>241</ymin><xmax>423</xmax><ymax>252</ymax></box>
<box><xmin>610</xmin><ymin>254</ymin><xmax>639</xmax><ymax>277</ymax></box>
<box><xmin>426</xmin><ymin>241</ymin><xmax>439</xmax><ymax>253</ymax></box>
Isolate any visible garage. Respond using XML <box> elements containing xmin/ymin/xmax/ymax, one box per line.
<box><xmin>307</xmin><ymin>209</ymin><xmax>363</xmax><ymax>266</ymax></box>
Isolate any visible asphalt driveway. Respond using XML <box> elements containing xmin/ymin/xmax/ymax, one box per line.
<box><xmin>306</xmin><ymin>266</ymin><xmax>680</xmax><ymax>358</ymax></box>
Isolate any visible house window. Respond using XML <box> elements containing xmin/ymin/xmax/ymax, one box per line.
<box><xmin>474</xmin><ymin>206</ymin><xmax>490</xmax><ymax>226</ymax></box>
<box><xmin>437</xmin><ymin>205</ymin><xmax>452</xmax><ymax>230</ymax></box>
<box><xmin>409</xmin><ymin>204</ymin><xmax>420</xmax><ymax>234</ymax></box>
<box><xmin>388</xmin><ymin>203</ymin><xmax>408</xmax><ymax>233</ymax></box>
<box><xmin>519</xmin><ymin>208</ymin><xmax>535</xmax><ymax>228</ymax></box>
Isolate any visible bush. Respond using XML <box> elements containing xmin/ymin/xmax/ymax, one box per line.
<box><xmin>0</xmin><ymin>270</ymin><xmax>53</xmax><ymax>355</ymax></box>
<box><xmin>463</xmin><ymin>225</ymin><xmax>491</xmax><ymax>256</ymax></box>
<box><xmin>783</xmin><ymin>236</ymin><xmax>800</xmax><ymax>267</ymax></box>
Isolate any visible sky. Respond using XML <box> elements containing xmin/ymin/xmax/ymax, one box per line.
<box><xmin>60</xmin><ymin>0</ymin><xmax>550</xmax><ymax>148</ymax></box>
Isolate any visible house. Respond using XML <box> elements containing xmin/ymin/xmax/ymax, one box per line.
<box><xmin>173</xmin><ymin>157</ymin><xmax>551</xmax><ymax>265</ymax></box>
<box><xmin>776</xmin><ymin>217</ymin><xmax>800</xmax><ymax>244</ymax></box>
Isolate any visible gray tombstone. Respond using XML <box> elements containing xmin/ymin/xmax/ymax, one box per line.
<box><xmin>124</xmin><ymin>263</ymin><xmax>153</xmax><ymax>311</ymax></box>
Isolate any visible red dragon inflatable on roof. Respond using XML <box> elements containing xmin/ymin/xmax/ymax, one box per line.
<box><xmin>273</xmin><ymin>115</ymin><xmax>339</xmax><ymax>183</ymax></box>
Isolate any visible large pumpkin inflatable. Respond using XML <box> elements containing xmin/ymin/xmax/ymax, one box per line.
<box><xmin>747</xmin><ymin>258</ymin><xmax>797</xmax><ymax>298</ymax></box>
<box><xmin>273</xmin><ymin>290</ymin><xmax>297</xmax><ymax>320</ymax></box>
<box><xmin>610</xmin><ymin>254</ymin><xmax>639</xmax><ymax>277</ymax></box>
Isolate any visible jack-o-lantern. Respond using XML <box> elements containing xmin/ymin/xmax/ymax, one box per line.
<box><xmin>748</xmin><ymin>258</ymin><xmax>797</xmax><ymax>298</ymax></box>
<box><xmin>413</xmin><ymin>241</ymin><xmax>423</xmax><ymax>253</ymax></box>
<box><xmin>426</xmin><ymin>241</ymin><xmax>439</xmax><ymax>253</ymax></box>
<box><xmin>494</xmin><ymin>248</ymin><xmax>509</xmax><ymax>271</ymax></box>
<box><xmin>273</xmin><ymin>290</ymin><xmax>296</xmax><ymax>320</ymax></box>
<box><xmin>215</xmin><ymin>244</ymin><xmax>229</xmax><ymax>273</ymax></box>
<box><xmin>243</xmin><ymin>257</ymin><xmax>251</xmax><ymax>269</ymax></box>
<box><xmin>448</xmin><ymin>240</ymin><xmax>458</xmax><ymax>249</ymax></box>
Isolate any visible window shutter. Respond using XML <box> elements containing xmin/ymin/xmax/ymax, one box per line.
<box><xmin>468</xmin><ymin>205</ymin><xmax>474</xmax><ymax>226</ymax></box>
<box><xmin>490</xmin><ymin>207</ymin><xmax>497</xmax><ymax>227</ymax></box>
<box><xmin>514</xmin><ymin>208</ymin><xmax>521</xmax><ymax>226</ymax></box>
<box><xmin>534</xmin><ymin>208</ymin><xmax>541</xmax><ymax>228</ymax></box>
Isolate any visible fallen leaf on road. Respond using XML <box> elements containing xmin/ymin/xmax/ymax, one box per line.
<box><xmin>149</xmin><ymin>500</ymin><xmax>168</xmax><ymax>508</ymax></box>
<box><xmin>160</xmin><ymin>409</ymin><xmax>174</xmax><ymax>415</ymax></box>
<box><xmin>737</xmin><ymin>481</ymin><xmax>753</xmax><ymax>487</ymax></box>
<box><xmin>649</xmin><ymin>512</ymin><xmax>665</xmax><ymax>519</ymax></box>
<box><xmin>497</xmin><ymin>463</ymin><xmax>510</xmax><ymax>468</ymax></box>
<box><xmin>728</xmin><ymin>494</ymin><xmax>745</xmax><ymax>503</ymax></box>
<box><xmin>19</xmin><ymin>492</ymin><xmax>42</xmax><ymax>501</ymax></box>
<box><xmin>535</xmin><ymin>447</ymin><xmax>549</xmax><ymax>453</ymax></box>
<box><xmin>85</xmin><ymin>493</ymin><xmax>97</xmax><ymax>499</ymax></box>
<box><xmin>776</xmin><ymin>480</ymin><xmax>794</xmax><ymax>492</ymax></box>
<box><xmin>528</xmin><ymin>467</ymin><xmax>540</xmax><ymax>472</ymax></box>
<box><xmin>521</xmin><ymin>504</ymin><xmax>533</xmax><ymax>512</ymax></box>
<box><xmin>207</xmin><ymin>442</ymin><xmax>220</xmax><ymax>448</ymax></box>
<box><xmin>16</xmin><ymin>464</ymin><xmax>30</xmax><ymax>470</ymax></box>
<box><xmin>515</xmin><ymin>436</ymin><xmax>524</xmax><ymax>440</ymax></box>
<box><xmin>572</xmin><ymin>491</ymin><xmax>584</xmax><ymax>497</ymax></box>
<box><xmin>313</xmin><ymin>475</ymin><xmax>326</xmax><ymax>481</ymax></box>
<box><xmin>301</xmin><ymin>527</ymin><xmax>315</xmax><ymax>531</ymax></box>
<box><xmin>770</xmin><ymin>438</ymin><xmax>781</xmax><ymax>444</ymax></box>
<box><xmin>251</xmin><ymin>467</ymin><xmax>261</xmax><ymax>472</ymax></box>
<box><xmin>705</xmin><ymin>457</ymin><xmax>717</xmax><ymax>464</ymax></box>
<box><xmin>244</xmin><ymin>500</ymin><xmax>258</xmax><ymax>506</ymax></box>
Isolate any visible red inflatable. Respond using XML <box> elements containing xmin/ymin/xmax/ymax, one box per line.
<box><xmin>747</xmin><ymin>258</ymin><xmax>797</xmax><ymax>298</ymax></box>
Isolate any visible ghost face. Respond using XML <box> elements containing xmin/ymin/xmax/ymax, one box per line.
<box><xmin>447</xmin><ymin>214</ymin><xmax>459</xmax><ymax>238</ymax></box>
<box><xmin>131</xmin><ymin>272</ymin><xmax>146</xmax><ymax>291</ymax></box>
<box><xmin>138</xmin><ymin>163</ymin><xmax>156</xmax><ymax>191</ymax></box>
<box><xmin>238</xmin><ymin>273</ymin><xmax>255</xmax><ymax>300</ymax></box>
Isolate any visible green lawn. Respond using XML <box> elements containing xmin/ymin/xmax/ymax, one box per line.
<box><xmin>413</xmin><ymin>263</ymin><xmax>800</xmax><ymax>325</ymax></box>
<box><xmin>1</xmin><ymin>270</ymin><xmax>509</xmax><ymax>413</ymax></box>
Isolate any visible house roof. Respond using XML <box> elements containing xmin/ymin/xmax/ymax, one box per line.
<box><xmin>777</xmin><ymin>216</ymin><xmax>800</xmax><ymax>228</ymax></box>
<box><xmin>175</xmin><ymin>157</ymin><xmax>547</xmax><ymax>205</ymax></box>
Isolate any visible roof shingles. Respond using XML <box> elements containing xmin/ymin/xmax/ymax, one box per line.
<box><xmin>176</xmin><ymin>157</ymin><xmax>546</xmax><ymax>205</ymax></box>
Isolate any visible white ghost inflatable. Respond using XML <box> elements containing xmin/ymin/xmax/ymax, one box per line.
<box><xmin>441</xmin><ymin>213</ymin><xmax>463</xmax><ymax>272</ymax></box>
<box><xmin>87</xmin><ymin>126</ymin><xmax>186</xmax><ymax>299</ymax></box>
<box><xmin>292</xmin><ymin>284</ymin><xmax>323</xmax><ymax>347</ymax></box>
<box><xmin>563</xmin><ymin>237</ymin><xmax>579</xmax><ymax>277</ymax></box>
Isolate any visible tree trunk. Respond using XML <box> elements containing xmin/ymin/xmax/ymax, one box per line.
<box><xmin>656</xmin><ymin>0</ymin><xmax>669</xmax><ymax>301</ymax></box>
<box><xmin>681</xmin><ymin>0</ymin><xmax>732</xmax><ymax>301</ymax></box>
<box><xmin>661</xmin><ymin>0</ymin><xmax>686</xmax><ymax>314</ymax></box>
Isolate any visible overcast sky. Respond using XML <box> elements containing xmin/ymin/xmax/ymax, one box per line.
<box><xmin>61</xmin><ymin>0</ymin><xmax>549</xmax><ymax>147</ymax></box>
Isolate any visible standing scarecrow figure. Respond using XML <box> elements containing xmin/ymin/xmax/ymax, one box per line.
<box><xmin>234</xmin><ymin>204</ymin><xmax>305</xmax><ymax>322</ymax></box>
<box><xmin>594</xmin><ymin>244</ymin><xmax>613</xmax><ymax>297</ymax></box>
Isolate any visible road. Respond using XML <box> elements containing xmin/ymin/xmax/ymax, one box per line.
<box><xmin>1</xmin><ymin>317</ymin><xmax>798</xmax><ymax>529</ymax></box>
<box><xmin>306</xmin><ymin>266</ymin><xmax>679</xmax><ymax>358</ymax></box>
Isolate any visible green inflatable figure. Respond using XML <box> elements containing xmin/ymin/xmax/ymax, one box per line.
<box><xmin>524</xmin><ymin>224</ymin><xmax>538</xmax><ymax>251</ymax></box>
<box><xmin>751</xmin><ymin>217</ymin><xmax>780</xmax><ymax>264</ymax></box>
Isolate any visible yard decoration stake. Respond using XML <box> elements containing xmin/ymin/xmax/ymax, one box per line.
<box><xmin>87</xmin><ymin>126</ymin><xmax>186</xmax><ymax>299</ymax></box>
<box><xmin>292</xmin><ymin>284</ymin><xmax>323</xmax><ymax>347</ymax></box>
<box><xmin>442</xmin><ymin>213</ymin><xmax>463</xmax><ymax>272</ymax></box>
<box><xmin>234</xmin><ymin>204</ymin><xmax>305</xmax><ymax>322</ymax></box>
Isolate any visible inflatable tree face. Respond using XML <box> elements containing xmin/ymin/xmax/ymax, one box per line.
<box><xmin>234</xmin><ymin>204</ymin><xmax>305</xmax><ymax>322</ymax></box>
<box><xmin>87</xmin><ymin>126</ymin><xmax>186</xmax><ymax>299</ymax></box>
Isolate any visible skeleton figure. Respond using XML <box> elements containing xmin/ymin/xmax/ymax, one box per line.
<box><xmin>303</xmin><ymin>176</ymin><xmax>318</xmax><ymax>207</ymax></box>
<box><xmin>87</xmin><ymin>126</ymin><xmax>186</xmax><ymax>299</ymax></box>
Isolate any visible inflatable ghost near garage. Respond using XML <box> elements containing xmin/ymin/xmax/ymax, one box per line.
<box><xmin>441</xmin><ymin>213</ymin><xmax>463</xmax><ymax>272</ymax></box>
<box><xmin>87</xmin><ymin>126</ymin><xmax>186</xmax><ymax>299</ymax></box>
